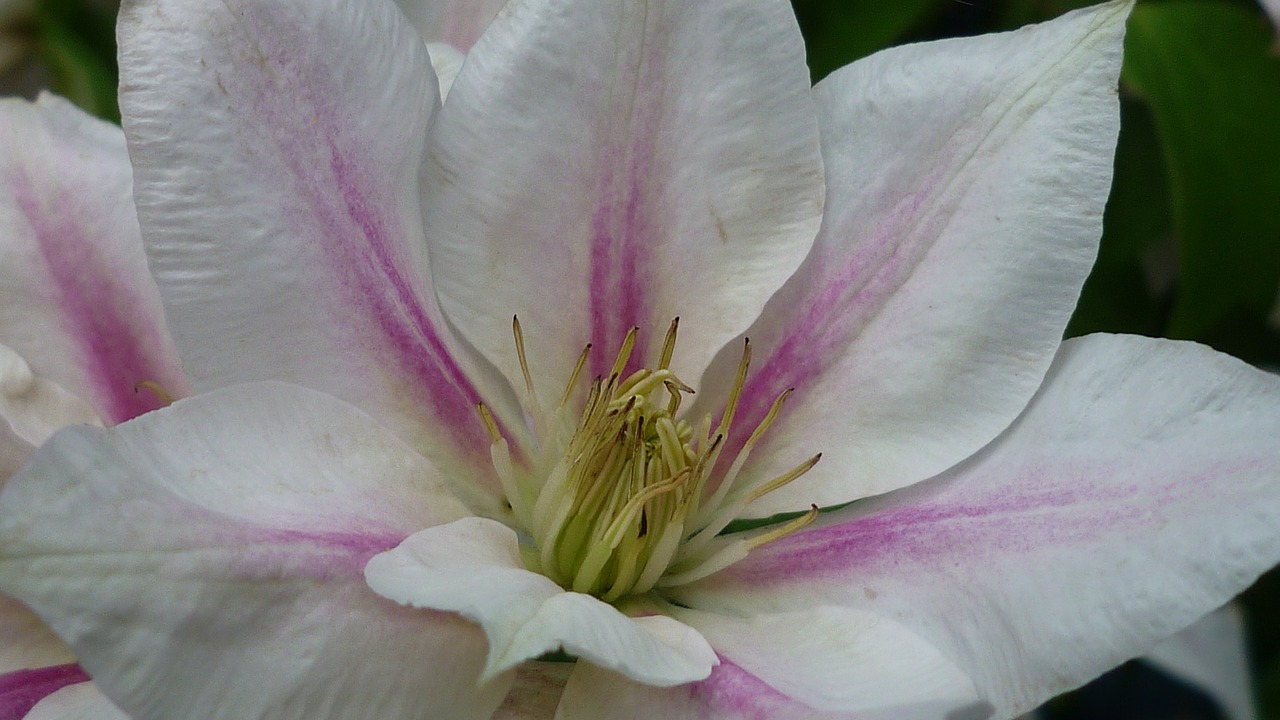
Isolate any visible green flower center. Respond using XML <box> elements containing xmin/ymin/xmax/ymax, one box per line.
<box><xmin>479</xmin><ymin>319</ymin><xmax>818</xmax><ymax>602</ymax></box>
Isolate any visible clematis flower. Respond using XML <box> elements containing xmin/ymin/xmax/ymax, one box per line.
<box><xmin>0</xmin><ymin>93</ymin><xmax>185</xmax><ymax>718</ymax></box>
<box><xmin>2</xmin><ymin>0</ymin><xmax>1280</xmax><ymax>718</ymax></box>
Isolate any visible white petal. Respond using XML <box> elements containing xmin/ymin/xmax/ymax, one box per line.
<box><xmin>555</xmin><ymin>661</ymin><xmax>989</xmax><ymax>720</ymax></box>
<box><xmin>682</xmin><ymin>334</ymin><xmax>1280</xmax><ymax>717</ymax></box>
<box><xmin>0</xmin><ymin>383</ymin><xmax>504</xmax><ymax>720</ymax></box>
<box><xmin>0</xmin><ymin>344</ymin><xmax>101</xmax><ymax>449</ymax></box>
<box><xmin>423</xmin><ymin>0</ymin><xmax>824</xmax><ymax>395</ymax></box>
<box><xmin>1262</xmin><ymin>0</ymin><xmax>1280</xmax><ymax>38</ymax></box>
<box><xmin>696</xmin><ymin>1</ymin><xmax>1130</xmax><ymax>515</ymax></box>
<box><xmin>395</xmin><ymin>0</ymin><xmax>506</xmax><ymax>51</ymax></box>
<box><xmin>1144</xmin><ymin>605</ymin><xmax>1256</xmax><ymax>720</ymax></box>
<box><xmin>119</xmin><ymin>0</ymin><xmax>521</xmax><ymax>514</ymax></box>
<box><xmin>0</xmin><ymin>94</ymin><xmax>185</xmax><ymax>424</ymax></box>
<box><xmin>0</xmin><ymin>594</ymin><xmax>73</xmax><ymax>674</ymax></box>
<box><xmin>365</xmin><ymin>517</ymin><xmax>716</xmax><ymax>686</ymax></box>
<box><xmin>25</xmin><ymin>683</ymin><xmax>129</xmax><ymax>720</ymax></box>
<box><xmin>426</xmin><ymin>42</ymin><xmax>465</xmax><ymax>100</ymax></box>
<box><xmin>671</xmin><ymin>605</ymin><xmax>976</xmax><ymax>714</ymax></box>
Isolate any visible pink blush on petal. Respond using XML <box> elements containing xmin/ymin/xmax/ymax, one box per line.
<box><xmin>0</xmin><ymin>663</ymin><xmax>90</xmax><ymax>720</ymax></box>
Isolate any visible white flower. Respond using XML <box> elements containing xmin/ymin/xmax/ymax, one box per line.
<box><xmin>3</xmin><ymin>0</ymin><xmax>1280</xmax><ymax>719</ymax></box>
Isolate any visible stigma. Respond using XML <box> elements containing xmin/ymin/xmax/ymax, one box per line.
<box><xmin>479</xmin><ymin>318</ymin><xmax>819</xmax><ymax>602</ymax></box>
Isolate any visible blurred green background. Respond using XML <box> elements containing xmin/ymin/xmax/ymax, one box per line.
<box><xmin>2</xmin><ymin>0</ymin><xmax>1277</xmax><ymax>717</ymax></box>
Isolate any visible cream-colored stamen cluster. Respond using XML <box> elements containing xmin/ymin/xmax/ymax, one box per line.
<box><xmin>479</xmin><ymin>318</ymin><xmax>819</xmax><ymax>602</ymax></box>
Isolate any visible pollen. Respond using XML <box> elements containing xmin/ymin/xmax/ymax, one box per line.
<box><xmin>479</xmin><ymin>317</ymin><xmax>819</xmax><ymax>602</ymax></box>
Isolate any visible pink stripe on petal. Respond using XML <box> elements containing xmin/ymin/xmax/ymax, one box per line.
<box><xmin>11</xmin><ymin>179</ymin><xmax>172</xmax><ymax>424</ymax></box>
<box><xmin>685</xmin><ymin>656</ymin><xmax>795</xmax><ymax>720</ymax></box>
<box><xmin>324</xmin><ymin>147</ymin><xmax>492</xmax><ymax>450</ymax></box>
<box><xmin>728</xmin><ymin>455</ymin><xmax>1259</xmax><ymax>588</ymax></box>
<box><xmin>232</xmin><ymin>21</ymin><xmax>495</xmax><ymax>459</ymax></box>
<box><xmin>587</xmin><ymin>124</ymin><xmax>660</xmax><ymax>377</ymax></box>
<box><xmin>0</xmin><ymin>664</ymin><xmax>90</xmax><ymax>720</ymax></box>
<box><xmin>722</xmin><ymin>172</ymin><xmax>948</xmax><ymax>456</ymax></box>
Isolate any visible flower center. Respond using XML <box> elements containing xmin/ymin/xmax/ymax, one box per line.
<box><xmin>479</xmin><ymin>318</ymin><xmax>818</xmax><ymax>602</ymax></box>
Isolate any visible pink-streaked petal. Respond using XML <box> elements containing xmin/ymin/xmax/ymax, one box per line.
<box><xmin>696</xmin><ymin>2</ymin><xmax>1129</xmax><ymax>515</ymax></box>
<box><xmin>681</xmin><ymin>334</ymin><xmax>1280</xmax><ymax>717</ymax></box>
<box><xmin>23</xmin><ymin>681</ymin><xmax>128</xmax><ymax>720</ymax></box>
<box><xmin>0</xmin><ymin>595</ymin><xmax>121</xmax><ymax>720</ymax></box>
<box><xmin>0</xmin><ymin>94</ymin><xmax>186</xmax><ymax>425</ymax></box>
<box><xmin>423</xmin><ymin>0</ymin><xmax>824</xmax><ymax>394</ymax></box>
<box><xmin>0</xmin><ymin>383</ymin><xmax>505</xmax><ymax>720</ymax></box>
<box><xmin>0</xmin><ymin>665</ymin><xmax>90</xmax><ymax>720</ymax></box>
<box><xmin>555</xmin><ymin>660</ymin><xmax>988</xmax><ymax>720</ymax></box>
<box><xmin>1144</xmin><ymin>605</ymin><xmax>1256</xmax><ymax>720</ymax></box>
<box><xmin>491</xmin><ymin>662</ymin><xmax>571</xmax><ymax>720</ymax></box>
<box><xmin>365</xmin><ymin>517</ymin><xmax>716</xmax><ymax>686</ymax></box>
<box><xmin>119</xmin><ymin>0</ymin><xmax>520</xmax><ymax>514</ymax></box>
<box><xmin>671</xmin><ymin>606</ymin><xmax>976</xmax><ymax>715</ymax></box>
<box><xmin>395</xmin><ymin>0</ymin><xmax>506</xmax><ymax>51</ymax></box>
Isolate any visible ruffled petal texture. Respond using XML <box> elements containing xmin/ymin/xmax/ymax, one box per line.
<box><xmin>118</xmin><ymin>0</ymin><xmax>519</xmax><ymax>513</ymax></box>
<box><xmin>0</xmin><ymin>383</ymin><xmax>505</xmax><ymax>720</ymax></box>
<box><xmin>0</xmin><ymin>94</ymin><xmax>186</xmax><ymax>426</ymax></box>
<box><xmin>697</xmin><ymin>1</ymin><xmax>1128</xmax><ymax>515</ymax></box>
<box><xmin>366</xmin><ymin>517</ymin><xmax>717</xmax><ymax>686</ymax></box>
<box><xmin>423</xmin><ymin>0</ymin><xmax>824</xmax><ymax>392</ymax></box>
<box><xmin>682</xmin><ymin>334</ymin><xmax>1280</xmax><ymax>717</ymax></box>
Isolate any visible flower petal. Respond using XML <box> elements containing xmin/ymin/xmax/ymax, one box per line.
<box><xmin>426</xmin><ymin>42</ymin><xmax>466</xmax><ymax>100</ymax></box>
<box><xmin>681</xmin><ymin>334</ymin><xmax>1280</xmax><ymax>717</ymax></box>
<box><xmin>365</xmin><ymin>517</ymin><xmax>716</xmax><ymax>686</ymax></box>
<box><xmin>697</xmin><ymin>1</ymin><xmax>1129</xmax><ymax>515</ymax></box>
<box><xmin>1</xmin><ymin>595</ymin><xmax>119</xmax><ymax>720</ymax></box>
<box><xmin>395</xmin><ymin>0</ymin><xmax>506</xmax><ymax>51</ymax></box>
<box><xmin>22</xmin><ymin>682</ymin><xmax>128</xmax><ymax>720</ymax></box>
<box><xmin>0</xmin><ymin>594</ymin><xmax>73</xmax><ymax>672</ymax></box>
<box><xmin>0</xmin><ymin>344</ymin><xmax>101</xmax><ymax>448</ymax></box>
<box><xmin>1144</xmin><ymin>606</ymin><xmax>1256</xmax><ymax>720</ymax></box>
<box><xmin>118</xmin><ymin>0</ymin><xmax>520</xmax><ymax>512</ymax></box>
<box><xmin>0</xmin><ymin>94</ymin><xmax>185</xmax><ymax>425</ymax></box>
<box><xmin>555</xmin><ymin>661</ymin><xmax>987</xmax><ymax>720</ymax></box>
<box><xmin>423</xmin><ymin>0</ymin><xmax>824</xmax><ymax>392</ymax></box>
<box><xmin>669</xmin><ymin>605</ymin><xmax>976</xmax><ymax>715</ymax></box>
<box><xmin>0</xmin><ymin>382</ymin><xmax>504</xmax><ymax>720</ymax></box>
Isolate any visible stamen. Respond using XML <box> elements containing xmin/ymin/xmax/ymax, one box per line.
<box><xmin>476</xmin><ymin>403</ymin><xmax>502</xmax><ymax>443</ymax></box>
<box><xmin>745</xmin><ymin>504</ymin><xmax>819</xmax><ymax>550</ymax></box>
<box><xmin>559</xmin><ymin>343</ymin><xmax>592</xmax><ymax>408</ymax></box>
<box><xmin>679</xmin><ymin>453</ymin><xmax>821</xmax><ymax>560</ymax></box>
<box><xmin>696</xmin><ymin>387</ymin><xmax>794</xmax><ymax>527</ymax></box>
<box><xmin>609</xmin><ymin>327</ymin><xmax>639</xmax><ymax>379</ymax></box>
<box><xmin>657</xmin><ymin>317</ymin><xmax>680</xmax><ymax>370</ymax></box>
<box><xmin>512</xmin><ymin>316</ymin><xmax>540</xmax><ymax>409</ymax></box>
<box><xmin>481</xmin><ymin>318</ymin><xmax>819</xmax><ymax>602</ymax></box>
<box><xmin>134</xmin><ymin>380</ymin><xmax>174</xmax><ymax>406</ymax></box>
<box><xmin>747</xmin><ymin>453</ymin><xmax>822</xmax><ymax>504</ymax></box>
<box><xmin>716</xmin><ymin>339</ymin><xmax>751</xmax><ymax>436</ymax></box>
